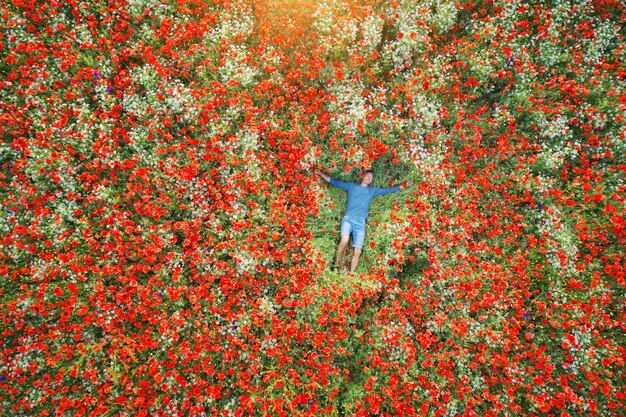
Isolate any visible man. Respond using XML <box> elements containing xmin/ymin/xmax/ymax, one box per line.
<box><xmin>314</xmin><ymin>169</ymin><xmax>410</xmax><ymax>273</ymax></box>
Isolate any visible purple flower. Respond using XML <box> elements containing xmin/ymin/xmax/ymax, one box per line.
<box><xmin>5</xmin><ymin>210</ymin><xmax>13</xmax><ymax>214</ymax></box>
<box><xmin>508</xmin><ymin>57</ymin><xmax>514</xmax><ymax>66</ymax></box>
<box><xmin>107</xmin><ymin>86</ymin><xmax>114</xmax><ymax>93</ymax></box>
<box><xmin>0</xmin><ymin>376</ymin><xmax>6</xmax><ymax>381</ymax></box>
<box><xmin>94</xmin><ymin>71</ymin><xmax>100</xmax><ymax>78</ymax></box>
<box><xmin>523</xmin><ymin>313</ymin><xmax>530</xmax><ymax>318</ymax></box>
<box><xmin>157</xmin><ymin>292</ymin><xmax>163</xmax><ymax>298</ymax></box>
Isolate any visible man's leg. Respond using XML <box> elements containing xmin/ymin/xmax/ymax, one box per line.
<box><xmin>335</xmin><ymin>217</ymin><xmax>353</xmax><ymax>270</ymax></box>
<box><xmin>350</xmin><ymin>220</ymin><xmax>366</xmax><ymax>273</ymax></box>
<box><xmin>350</xmin><ymin>248</ymin><xmax>362</xmax><ymax>272</ymax></box>
<box><xmin>335</xmin><ymin>234</ymin><xmax>350</xmax><ymax>269</ymax></box>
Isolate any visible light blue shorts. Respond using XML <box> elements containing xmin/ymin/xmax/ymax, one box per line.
<box><xmin>340</xmin><ymin>215</ymin><xmax>366</xmax><ymax>249</ymax></box>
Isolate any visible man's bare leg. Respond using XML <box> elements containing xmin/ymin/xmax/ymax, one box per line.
<box><xmin>350</xmin><ymin>248</ymin><xmax>362</xmax><ymax>273</ymax></box>
<box><xmin>334</xmin><ymin>235</ymin><xmax>350</xmax><ymax>269</ymax></box>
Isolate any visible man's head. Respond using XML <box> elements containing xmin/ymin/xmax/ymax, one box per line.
<box><xmin>361</xmin><ymin>170</ymin><xmax>374</xmax><ymax>186</ymax></box>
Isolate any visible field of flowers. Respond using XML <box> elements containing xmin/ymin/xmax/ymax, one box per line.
<box><xmin>1</xmin><ymin>0</ymin><xmax>624</xmax><ymax>415</ymax></box>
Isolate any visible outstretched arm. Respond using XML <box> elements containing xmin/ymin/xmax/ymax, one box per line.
<box><xmin>314</xmin><ymin>169</ymin><xmax>331</xmax><ymax>183</ymax></box>
<box><xmin>371</xmin><ymin>181</ymin><xmax>412</xmax><ymax>197</ymax></box>
<box><xmin>315</xmin><ymin>169</ymin><xmax>353</xmax><ymax>190</ymax></box>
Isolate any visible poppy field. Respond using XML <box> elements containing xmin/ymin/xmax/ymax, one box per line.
<box><xmin>1</xmin><ymin>0</ymin><xmax>625</xmax><ymax>416</ymax></box>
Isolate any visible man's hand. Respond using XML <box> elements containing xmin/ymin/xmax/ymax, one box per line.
<box><xmin>315</xmin><ymin>169</ymin><xmax>331</xmax><ymax>183</ymax></box>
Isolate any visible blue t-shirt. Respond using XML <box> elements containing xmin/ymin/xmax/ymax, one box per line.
<box><xmin>330</xmin><ymin>178</ymin><xmax>400</xmax><ymax>219</ymax></box>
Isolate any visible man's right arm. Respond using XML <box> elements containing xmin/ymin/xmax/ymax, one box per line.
<box><xmin>314</xmin><ymin>169</ymin><xmax>331</xmax><ymax>183</ymax></box>
<box><xmin>315</xmin><ymin>170</ymin><xmax>351</xmax><ymax>190</ymax></box>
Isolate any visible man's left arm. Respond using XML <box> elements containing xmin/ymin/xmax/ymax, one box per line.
<box><xmin>371</xmin><ymin>181</ymin><xmax>412</xmax><ymax>197</ymax></box>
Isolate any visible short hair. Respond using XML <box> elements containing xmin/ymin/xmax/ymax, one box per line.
<box><xmin>364</xmin><ymin>170</ymin><xmax>374</xmax><ymax>176</ymax></box>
